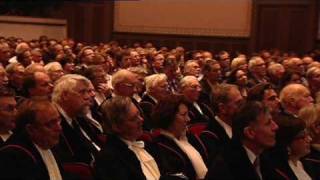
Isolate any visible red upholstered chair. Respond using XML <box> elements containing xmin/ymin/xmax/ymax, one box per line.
<box><xmin>188</xmin><ymin>122</ymin><xmax>208</xmax><ymax>137</ymax></box>
<box><xmin>138</xmin><ymin>131</ymin><xmax>153</xmax><ymax>142</ymax></box>
<box><xmin>63</xmin><ymin>162</ymin><xmax>94</xmax><ymax>180</ymax></box>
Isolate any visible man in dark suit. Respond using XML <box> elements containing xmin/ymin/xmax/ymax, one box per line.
<box><xmin>0</xmin><ymin>87</ymin><xmax>16</xmax><ymax>146</ymax></box>
<box><xmin>52</xmin><ymin>74</ymin><xmax>101</xmax><ymax>165</ymax></box>
<box><xmin>200</xmin><ymin>83</ymin><xmax>244</xmax><ymax>162</ymax></box>
<box><xmin>179</xmin><ymin>75</ymin><xmax>215</xmax><ymax>124</ymax></box>
<box><xmin>0</xmin><ymin>100</ymin><xmax>65</xmax><ymax>180</ymax></box>
<box><xmin>199</xmin><ymin>60</ymin><xmax>222</xmax><ymax>106</ymax></box>
<box><xmin>205</xmin><ymin>101</ymin><xmax>279</xmax><ymax>180</ymax></box>
<box><xmin>95</xmin><ymin>96</ymin><xmax>161</xmax><ymax>180</ymax></box>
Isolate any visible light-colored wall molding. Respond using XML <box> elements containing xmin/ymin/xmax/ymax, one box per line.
<box><xmin>114</xmin><ymin>0</ymin><xmax>252</xmax><ymax>37</ymax></box>
<box><xmin>0</xmin><ymin>16</ymin><xmax>67</xmax><ymax>40</ymax></box>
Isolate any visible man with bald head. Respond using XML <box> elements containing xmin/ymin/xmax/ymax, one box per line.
<box><xmin>278</xmin><ymin>84</ymin><xmax>314</xmax><ymax>120</ymax></box>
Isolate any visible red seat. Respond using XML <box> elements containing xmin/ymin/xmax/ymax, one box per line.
<box><xmin>138</xmin><ymin>131</ymin><xmax>153</xmax><ymax>142</ymax></box>
<box><xmin>63</xmin><ymin>162</ymin><xmax>93</xmax><ymax>180</ymax></box>
<box><xmin>188</xmin><ymin>123</ymin><xmax>208</xmax><ymax>137</ymax></box>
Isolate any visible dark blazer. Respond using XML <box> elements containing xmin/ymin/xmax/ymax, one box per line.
<box><xmin>200</xmin><ymin>116</ymin><xmax>231</xmax><ymax>163</ymax></box>
<box><xmin>151</xmin><ymin>133</ymin><xmax>208</xmax><ymax>180</ymax></box>
<box><xmin>0</xmin><ymin>131</ymin><xmax>65</xmax><ymax>180</ymax></box>
<box><xmin>303</xmin><ymin>146</ymin><xmax>320</xmax><ymax>180</ymax></box>
<box><xmin>54</xmin><ymin>115</ymin><xmax>95</xmax><ymax>165</ymax></box>
<box><xmin>94</xmin><ymin>134</ymin><xmax>147</xmax><ymax>180</ymax></box>
<box><xmin>199</xmin><ymin>78</ymin><xmax>213</xmax><ymax>106</ymax></box>
<box><xmin>205</xmin><ymin>140</ymin><xmax>276</xmax><ymax>180</ymax></box>
<box><xmin>187</xmin><ymin>101</ymin><xmax>214</xmax><ymax>124</ymax></box>
<box><xmin>140</xmin><ymin>94</ymin><xmax>158</xmax><ymax>129</ymax></box>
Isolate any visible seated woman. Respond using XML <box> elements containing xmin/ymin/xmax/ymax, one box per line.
<box><xmin>269</xmin><ymin>115</ymin><xmax>314</xmax><ymax>179</ymax></box>
<box><xmin>151</xmin><ymin>95</ymin><xmax>208</xmax><ymax>180</ymax></box>
<box><xmin>299</xmin><ymin>104</ymin><xmax>320</xmax><ymax>179</ymax></box>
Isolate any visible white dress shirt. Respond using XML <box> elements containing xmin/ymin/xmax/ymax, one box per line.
<box><xmin>288</xmin><ymin>160</ymin><xmax>312</xmax><ymax>180</ymax></box>
<box><xmin>215</xmin><ymin>116</ymin><xmax>232</xmax><ymax>139</ymax></box>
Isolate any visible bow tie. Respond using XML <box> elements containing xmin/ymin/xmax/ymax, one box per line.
<box><xmin>130</xmin><ymin>141</ymin><xmax>145</xmax><ymax>149</ymax></box>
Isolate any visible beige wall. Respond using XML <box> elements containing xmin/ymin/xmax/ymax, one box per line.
<box><xmin>114</xmin><ymin>0</ymin><xmax>252</xmax><ymax>37</ymax></box>
<box><xmin>0</xmin><ymin>16</ymin><xmax>67</xmax><ymax>40</ymax></box>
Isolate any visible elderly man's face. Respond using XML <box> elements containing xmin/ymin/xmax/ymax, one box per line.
<box><xmin>113</xmin><ymin>102</ymin><xmax>144</xmax><ymax>141</ymax></box>
<box><xmin>64</xmin><ymin>81</ymin><xmax>91</xmax><ymax>114</ymax></box>
<box><xmin>10</xmin><ymin>65</ymin><xmax>25</xmax><ymax>88</ymax></box>
<box><xmin>291</xmin><ymin>58</ymin><xmax>305</xmax><ymax>75</ymax></box>
<box><xmin>294</xmin><ymin>87</ymin><xmax>314</xmax><ymax>111</ymax></box>
<box><xmin>30</xmin><ymin>72</ymin><xmax>53</xmax><ymax>97</ymax></box>
<box><xmin>130</xmin><ymin>51</ymin><xmax>141</xmax><ymax>67</ymax></box>
<box><xmin>29</xmin><ymin>104</ymin><xmax>62</xmax><ymax>149</ymax></box>
<box><xmin>49</xmin><ymin>64</ymin><xmax>64</xmax><ymax>82</ymax></box>
<box><xmin>252</xmin><ymin>58</ymin><xmax>266</xmax><ymax>76</ymax></box>
<box><xmin>185</xmin><ymin>62</ymin><xmax>201</xmax><ymax>77</ymax></box>
<box><xmin>182</xmin><ymin>78</ymin><xmax>202</xmax><ymax>102</ymax></box>
<box><xmin>153</xmin><ymin>54</ymin><xmax>165</xmax><ymax>70</ymax></box>
<box><xmin>151</xmin><ymin>79</ymin><xmax>169</xmax><ymax>100</ymax></box>
<box><xmin>117</xmin><ymin>74</ymin><xmax>138</xmax><ymax>97</ymax></box>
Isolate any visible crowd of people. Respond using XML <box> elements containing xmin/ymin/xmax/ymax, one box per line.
<box><xmin>0</xmin><ymin>35</ymin><xmax>320</xmax><ymax>179</ymax></box>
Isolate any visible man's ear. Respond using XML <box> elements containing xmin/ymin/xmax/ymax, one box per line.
<box><xmin>243</xmin><ymin>126</ymin><xmax>256</xmax><ymax>140</ymax></box>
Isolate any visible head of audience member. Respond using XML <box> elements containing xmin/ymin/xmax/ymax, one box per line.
<box><xmin>286</xmin><ymin>57</ymin><xmax>305</xmax><ymax>76</ymax></box>
<box><xmin>280</xmin><ymin>84</ymin><xmax>314</xmax><ymax>116</ymax></box>
<box><xmin>151</xmin><ymin>53</ymin><xmax>165</xmax><ymax>73</ymax></box>
<box><xmin>6</xmin><ymin>63</ymin><xmax>25</xmax><ymax>89</ymax></box>
<box><xmin>260</xmin><ymin>50</ymin><xmax>273</xmax><ymax>64</ymax></box>
<box><xmin>112</xmin><ymin>69</ymin><xmax>138</xmax><ymax>97</ymax></box>
<box><xmin>30</xmin><ymin>48</ymin><xmax>43</xmax><ymax>64</ymax></box>
<box><xmin>59</xmin><ymin>56</ymin><xmax>75</xmax><ymax>74</ymax></box>
<box><xmin>227</xmin><ymin>69</ymin><xmax>248</xmax><ymax>87</ymax></box>
<box><xmin>0</xmin><ymin>88</ymin><xmax>16</xmax><ymax>134</ymax></box>
<box><xmin>128</xmin><ymin>66</ymin><xmax>148</xmax><ymax>96</ymax></box>
<box><xmin>218</xmin><ymin>51</ymin><xmax>231</xmax><ymax>72</ymax></box>
<box><xmin>79</xmin><ymin>46</ymin><xmax>95</xmax><ymax>65</ymax></box>
<box><xmin>129</xmin><ymin>50</ymin><xmax>141</xmax><ymax>67</ymax></box>
<box><xmin>299</xmin><ymin>104</ymin><xmax>320</xmax><ymax>145</ymax></box>
<box><xmin>84</xmin><ymin>65</ymin><xmax>111</xmax><ymax>96</ymax></box>
<box><xmin>192</xmin><ymin>51</ymin><xmax>205</xmax><ymax>67</ymax></box>
<box><xmin>202</xmin><ymin>51</ymin><xmax>213</xmax><ymax>61</ymax></box>
<box><xmin>0</xmin><ymin>42</ymin><xmax>11</xmax><ymax>66</ymax></box>
<box><xmin>179</xmin><ymin>76</ymin><xmax>202</xmax><ymax>103</ymax></box>
<box><xmin>212</xmin><ymin>84</ymin><xmax>244</xmax><ymax>125</ymax></box>
<box><xmin>230</xmin><ymin>57</ymin><xmax>248</xmax><ymax>73</ymax></box>
<box><xmin>52</xmin><ymin>74</ymin><xmax>92</xmax><ymax>118</ymax></box>
<box><xmin>25</xmin><ymin>63</ymin><xmax>45</xmax><ymax>76</ymax></box>
<box><xmin>101</xmin><ymin>96</ymin><xmax>143</xmax><ymax>141</ymax></box>
<box><xmin>183</xmin><ymin>60</ymin><xmax>201</xmax><ymax>78</ymax></box>
<box><xmin>248</xmin><ymin>83</ymin><xmax>281</xmax><ymax>116</ymax></box>
<box><xmin>275</xmin><ymin>116</ymin><xmax>311</xmax><ymax>162</ymax></box>
<box><xmin>17</xmin><ymin>49</ymin><xmax>32</xmax><ymax>67</ymax></box>
<box><xmin>163</xmin><ymin>56</ymin><xmax>179</xmax><ymax>80</ymax></box>
<box><xmin>302</xmin><ymin>56</ymin><xmax>314</xmax><ymax>71</ymax></box>
<box><xmin>267</xmin><ymin>63</ymin><xmax>285</xmax><ymax>83</ymax></box>
<box><xmin>306</xmin><ymin>67</ymin><xmax>320</xmax><ymax>94</ymax></box>
<box><xmin>52</xmin><ymin>43</ymin><xmax>64</xmax><ymax>58</ymax></box>
<box><xmin>15</xmin><ymin>42</ymin><xmax>30</xmax><ymax>55</ymax></box>
<box><xmin>44</xmin><ymin>62</ymin><xmax>64</xmax><ymax>82</ymax></box>
<box><xmin>0</xmin><ymin>66</ymin><xmax>9</xmax><ymax>88</ymax></box>
<box><xmin>145</xmin><ymin>73</ymin><xmax>169</xmax><ymax>102</ymax></box>
<box><xmin>15</xmin><ymin>100</ymin><xmax>62</xmax><ymax>149</ymax></box>
<box><xmin>152</xmin><ymin>95</ymin><xmax>190</xmax><ymax>139</ymax></box>
<box><xmin>232</xmin><ymin>101</ymin><xmax>278</xmax><ymax>155</ymax></box>
<box><xmin>202</xmin><ymin>60</ymin><xmax>222</xmax><ymax>84</ymax></box>
<box><xmin>23</xmin><ymin>71</ymin><xmax>53</xmax><ymax>99</ymax></box>
<box><xmin>248</xmin><ymin>56</ymin><xmax>267</xmax><ymax>78</ymax></box>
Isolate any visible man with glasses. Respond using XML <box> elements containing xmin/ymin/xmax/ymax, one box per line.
<box><xmin>248</xmin><ymin>56</ymin><xmax>269</xmax><ymax>88</ymax></box>
<box><xmin>52</xmin><ymin>74</ymin><xmax>101</xmax><ymax>165</ymax></box>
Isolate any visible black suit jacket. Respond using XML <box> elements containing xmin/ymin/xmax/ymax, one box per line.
<box><xmin>199</xmin><ymin>78</ymin><xmax>213</xmax><ymax>106</ymax></box>
<box><xmin>151</xmin><ymin>133</ymin><xmax>208</xmax><ymax>180</ymax></box>
<box><xmin>200</xmin><ymin>116</ymin><xmax>231</xmax><ymax>163</ymax></box>
<box><xmin>187</xmin><ymin>101</ymin><xmax>214</xmax><ymax>124</ymax></box>
<box><xmin>302</xmin><ymin>147</ymin><xmax>320</xmax><ymax>180</ymax></box>
<box><xmin>0</xmin><ymin>131</ymin><xmax>65</xmax><ymax>180</ymax></box>
<box><xmin>54</xmin><ymin>115</ymin><xmax>95</xmax><ymax>165</ymax></box>
<box><xmin>94</xmin><ymin>134</ymin><xmax>147</xmax><ymax>180</ymax></box>
<box><xmin>205</xmin><ymin>140</ymin><xmax>276</xmax><ymax>180</ymax></box>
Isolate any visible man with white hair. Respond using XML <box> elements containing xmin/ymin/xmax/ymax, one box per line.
<box><xmin>52</xmin><ymin>74</ymin><xmax>101</xmax><ymax>165</ymax></box>
<box><xmin>180</xmin><ymin>75</ymin><xmax>215</xmax><ymax>124</ymax></box>
<box><xmin>248</xmin><ymin>56</ymin><xmax>268</xmax><ymax>87</ymax></box>
<box><xmin>140</xmin><ymin>73</ymin><xmax>170</xmax><ymax>129</ymax></box>
<box><xmin>44</xmin><ymin>62</ymin><xmax>64</xmax><ymax>82</ymax></box>
<box><xmin>279</xmin><ymin>83</ymin><xmax>314</xmax><ymax>118</ymax></box>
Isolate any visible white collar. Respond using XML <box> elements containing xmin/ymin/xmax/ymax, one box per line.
<box><xmin>243</xmin><ymin>145</ymin><xmax>257</xmax><ymax>165</ymax></box>
<box><xmin>215</xmin><ymin>115</ymin><xmax>232</xmax><ymax>138</ymax></box>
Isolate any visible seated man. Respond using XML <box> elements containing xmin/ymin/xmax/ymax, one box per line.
<box><xmin>0</xmin><ymin>100</ymin><xmax>64</xmax><ymax>179</ymax></box>
<box><xmin>205</xmin><ymin>101</ymin><xmax>278</xmax><ymax>180</ymax></box>
<box><xmin>0</xmin><ymin>87</ymin><xmax>16</xmax><ymax>145</ymax></box>
<box><xmin>95</xmin><ymin>96</ymin><xmax>161</xmax><ymax>180</ymax></box>
<box><xmin>52</xmin><ymin>74</ymin><xmax>101</xmax><ymax>165</ymax></box>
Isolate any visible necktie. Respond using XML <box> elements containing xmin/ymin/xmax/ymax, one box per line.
<box><xmin>254</xmin><ymin>157</ymin><xmax>263</xmax><ymax>180</ymax></box>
